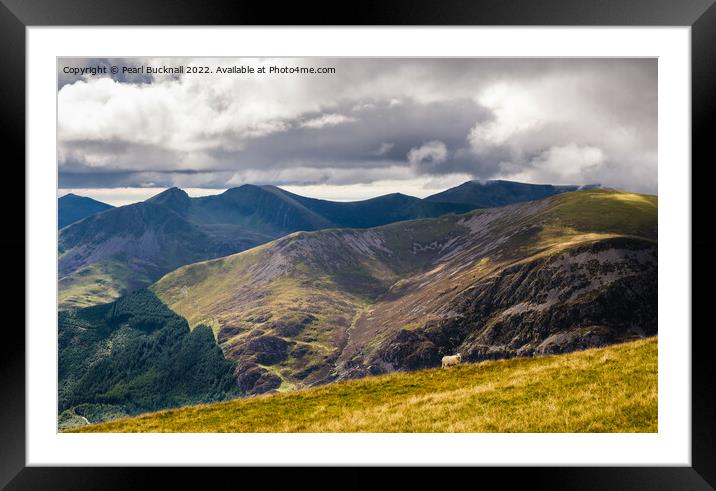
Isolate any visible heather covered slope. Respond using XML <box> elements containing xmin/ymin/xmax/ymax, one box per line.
<box><xmin>152</xmin><ymin>189</ymin><xmax>657</xmax><ymax>395</ymax></box>
<box><xmin>75</xmin><ymin>337</ymin><xmax>657</xmax><ymax>433</ymax></box>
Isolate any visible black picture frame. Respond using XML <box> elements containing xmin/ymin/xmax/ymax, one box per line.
<box><xmin>2</xmin><ymin>0</ymin><xmax>714</xmax><ymax>488</ymax></box>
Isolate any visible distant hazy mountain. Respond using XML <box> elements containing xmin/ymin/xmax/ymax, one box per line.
<box><xmin>425</xmin><ymin>179</ymin><xmax>599</xmax><ymax>208</ymax></box>
<box><xmin>57</xmin><ymin>180</ymin><xmax>591</xmax><ymax>309</ymax></box>
<box><xmin>58</xmin><ymin>193</ymin><xmax>114</xmax><ymax>229</ymax></box>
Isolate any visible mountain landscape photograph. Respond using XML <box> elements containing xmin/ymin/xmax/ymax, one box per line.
<box><xmin>57</xmin><ymin>57</ymin><xmax>657</xmax><ymax>433</ymax></box>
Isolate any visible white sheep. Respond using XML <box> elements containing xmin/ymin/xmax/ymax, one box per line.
<box><xmin>441</xmin><ymin>353</ymin><xmax>462</xmax><ymax>368</ymax></box>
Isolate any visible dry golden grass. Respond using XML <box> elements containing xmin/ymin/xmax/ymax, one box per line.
<box><xmin>75</xmin><ymin>337</ymin><xmax>657</xmax><ymax>433</ymax></box>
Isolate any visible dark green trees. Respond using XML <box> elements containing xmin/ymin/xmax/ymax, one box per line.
<box><xmin>58</xmin><ymin>289</ymin><xmax>237</xmax><ymax>428</ymax></box>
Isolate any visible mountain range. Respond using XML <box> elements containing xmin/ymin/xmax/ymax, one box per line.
<box><xmin>152</xmin><ymin>189</ymin><xmax>656</xmax><ymax>395</ymax></box>
<box><xmin>58</xmin><ymin>180</ymin><xmax>586</xmax><ymax>309</ymax></box>
<box><xmin>57</xmin><ymin>184</ymin><xmax>656</xmax><ymax>427</ymax></box>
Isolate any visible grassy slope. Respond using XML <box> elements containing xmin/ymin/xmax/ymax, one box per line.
<box><xmin>58</xmin><ymin>260</ymin><xmax>152</xmax><ymax>310</ymax></box>
<box><xmin>536</xmin><ymin>190</ymin><xmax>657</xmax><ymax>243</ymax></box>
<box><xmin>75</xmin><ymin>336</ymin><xmax>657</xmax><ymax>433</ymax></box>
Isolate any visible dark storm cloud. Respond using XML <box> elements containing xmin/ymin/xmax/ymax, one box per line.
<box><xmin>59</xmin><ymin>169</ymin><xmax>233</xmax><ymax>189</ymax></box>
<box><xmin>208</xmin><ymin>98</ymin><xmax>493</xmax><ymax>171</ymax></box>
<box><xmin>58</xmin><ymin>57</ymin><xmax>657</xmax><ymax>194</ymax></box>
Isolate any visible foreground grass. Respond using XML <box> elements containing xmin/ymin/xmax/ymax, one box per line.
<box><xmin>75</xmin><ymin>337</ymin><xmax>657</xmax><ymax>433</ymax></box>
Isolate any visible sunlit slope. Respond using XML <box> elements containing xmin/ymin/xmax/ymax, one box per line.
<box><xmin>152</xmin><ymin>190</ymin><xmax>657</xmax><ymax>395</ymax></box>
<box><xmin>75</xmin><ymin>337</ymin><xmax>657</xmax><ymax>433</ymax></box>
<box><xmin>58</xmin><ymin>260</ymin><xmax>153</xmax><ymax>310</ymax></box>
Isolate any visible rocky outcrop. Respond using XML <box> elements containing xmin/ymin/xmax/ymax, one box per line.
<box><xmin>225</xmin><ymin>335</ymin><xmax>291</xmax><ymax>394</ymax></box>
<box><xmin>238</xmin><ymin>235</ymin><xmax>658</xmax><ymax>392</ymax></box>
<box><xmin>272</xmin><ymin>314</ymin><xmax>317</xmax><ymax>337</ymax></box>
<box><xmin>235</xmin><ymin>363</ymin><xmax>282</xmax><ymax>394</ymax></box>
<box><xmin>370</xmin><ymin>238</ymin><xmax>656</xmax><ymax>371</ymax></box>
<box><xmin>240</xmin><ymin>335</ymin><xmax>290</xmax><ymax>365</ymax></box>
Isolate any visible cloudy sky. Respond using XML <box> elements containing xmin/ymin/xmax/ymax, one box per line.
<box><xmin>58</xmin><ymin>57</ymin><xmax>657</xmax><ymax>205</ymax></box>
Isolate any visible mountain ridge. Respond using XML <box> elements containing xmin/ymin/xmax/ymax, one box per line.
<box><xmin>424</xmin><ymin>179</ymin><xmax>600</xmax><ymax>208</ymax></box>
<box><xmin>59</xmin><ymin>179</ymin><xmax>587</xmax><ymax>309</ymax></box>
<box><xmin>151</xmin><ymin>189</ymin><xmax>657</xmax><ymax>395</ymax></box>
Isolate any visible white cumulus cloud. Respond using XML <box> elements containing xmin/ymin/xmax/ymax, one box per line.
<box><xmin>407</xmin><ymin>141</ymin><xmax>448</xmax><ymax>168</ymax></box>
<box><xmin>300</xmin><ymin>113</ymin><xmax>357</xmax><ymax>129</ymax></box>
<box><xmin>501</xmin><ymin>144</ymin><xmax>606</xmax><ymax>185</ymax></box>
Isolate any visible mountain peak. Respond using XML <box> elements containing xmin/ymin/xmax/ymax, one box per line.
<box><xmin>151</xmin><ymin>186</ymin><xmax>189</xmax><ymax>198</ymax></box>
<box><xmin>147</xmin><ymin>187</ymin><xmax>191</xmax><ymax>213</ymax></box>
<box><xmin>221</xmin><ymin>184</ymin><xmax>263</xmax><ymax>195</ymax></box>
<box><xmin>148</xmin><ymin>187</ymin><xmax>190</xmax><ymax>202</ymax></box>
<box><xmin>58</xmin><ymin>193</ymin><xmax>114</xmax><ymax>229</ymax></box>
<box><xmin>376</xmin><ymin>192</ymin><xmax>419</xmax><ymax>203</ymax></box>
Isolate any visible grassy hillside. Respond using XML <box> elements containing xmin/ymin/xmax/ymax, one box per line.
<box><xmin>152</xmin><ymin>189</ymin><xmax>657</xmax><ymax>395</ymax></box>
<box><xmin>74</xmin><ymin>337</ymin><xmax>657</xmax><ymax>433</ymax></box>
<box><xmin>58</xmin><ymin>260</ymin><xmax>152</xmax><ymax>310</ymax></box>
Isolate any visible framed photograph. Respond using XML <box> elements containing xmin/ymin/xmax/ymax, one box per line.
<box><xmin>4</xmin><ymin>0</ymin><xmax>714</xmax><ymax>488</ymax></box>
